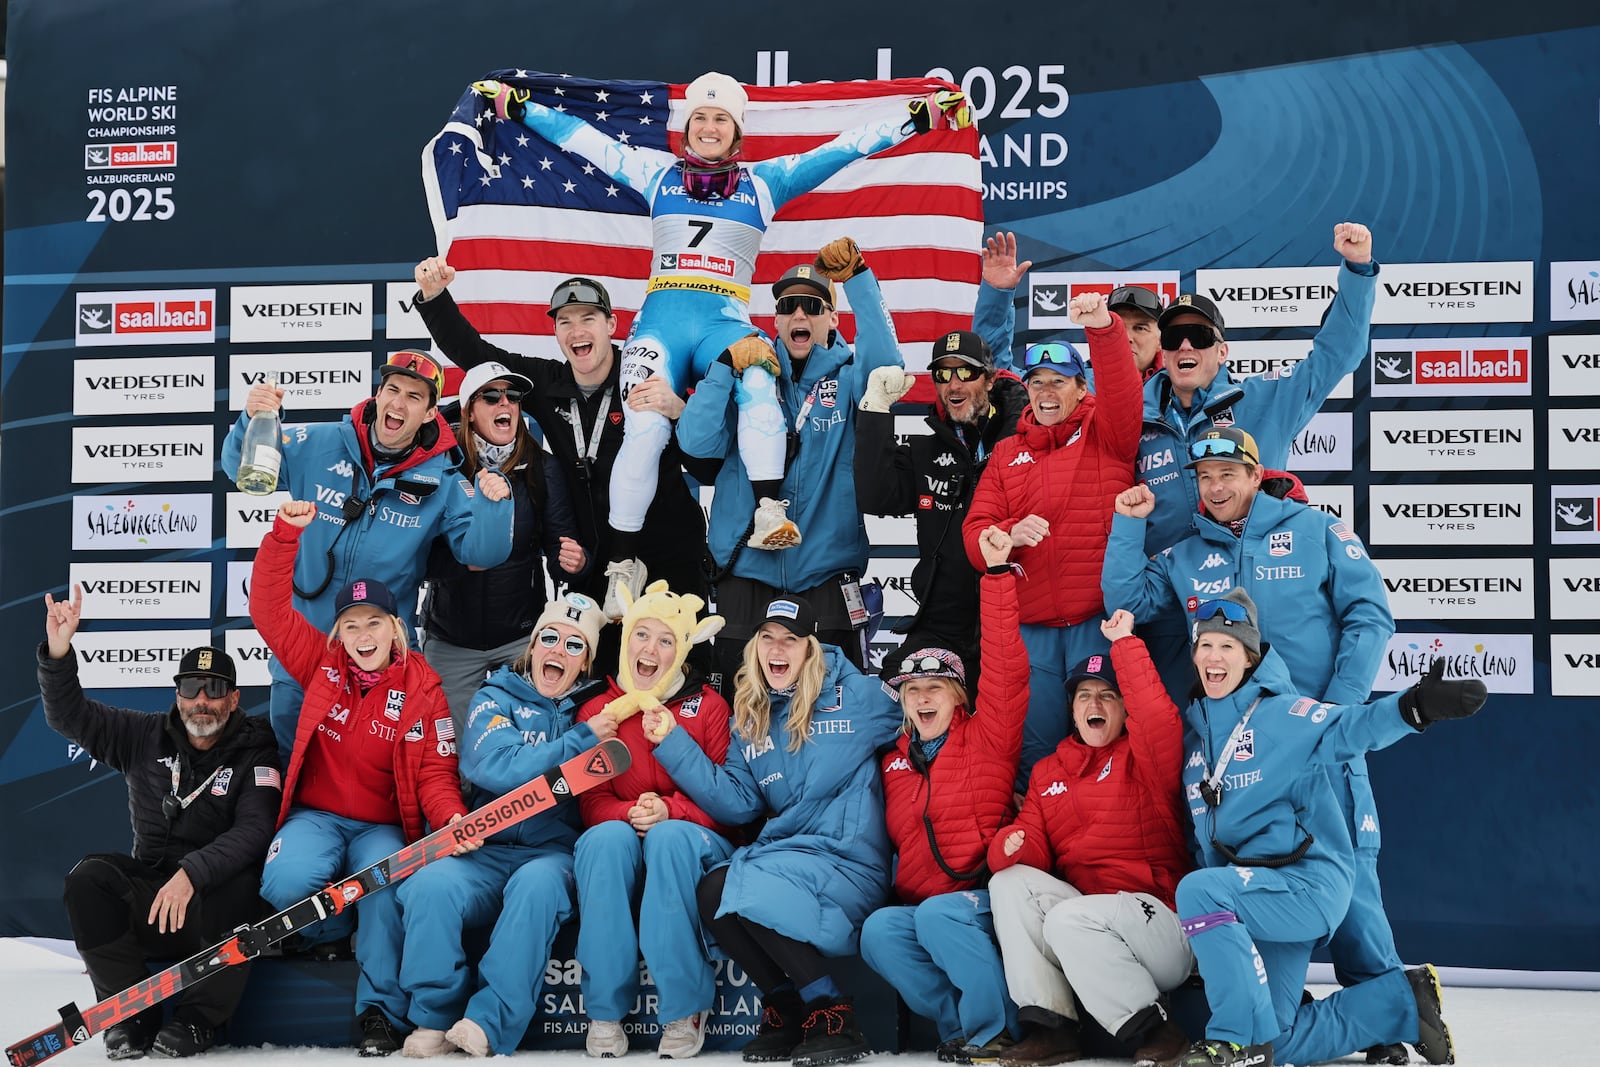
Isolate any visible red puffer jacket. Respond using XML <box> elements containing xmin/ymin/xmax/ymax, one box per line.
<box><xmin>962</xmin><ymin>318</ymin><xmax>1143</xmax><ymax>626</ymax></box>
<box><xmin>882</xmin><ymin>571</ymin><xmax>1027</xmax><ymax>904</ymax></box>
<box><xmin>987</xmin><ymin>632</ymin><xmax>1191</xmax><ymax>908</ymax></box>
<box><xmin>577</xmin><ymin>678</ymin><xmax>733</xmax><ymax>839</ymax></box>
<box><xmin>253</xmin><ymin>518</ymin><xmax>465</xmax><ymax>840</ymax></box>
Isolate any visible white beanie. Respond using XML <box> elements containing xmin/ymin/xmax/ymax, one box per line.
<box><xmin>683</xmin><ymin>72</ymin><xmax>747</xmax><ymax>129</ymax></box>
<box><xmin>533</xmin><ymin>592</ymin><xmax>607</xmax><ymax>655</ymax></box>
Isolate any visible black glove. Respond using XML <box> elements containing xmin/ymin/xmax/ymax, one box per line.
<box><xmin>1398</xmin><ymin>658</ymin><xmax>1487</xmax><ymax>729</ymax></box>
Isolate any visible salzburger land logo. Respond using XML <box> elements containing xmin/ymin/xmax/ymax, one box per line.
<box><xmin>1549</xmin><ymin>261</ymin><xmax>1600</xmax><ymax>322</ymax></box>
<box><xmin>1550</xmin><ymin>559</ymin><xmax>1600</xmax><ymax>621</ymax></box>
<box><xmin>1374</xmin><ymin>633</ymin><xmax>1533</xmax><ymax>695</ymax></box>
<box><xmin>1194</xmin><ymin>267</ymin><xmax>1339</xmax><ymax>328</ymax></box>
<box><xmin>1549</xmin><ymin>409</ymin><xmax>1600</xmax><ymax>471</ymax></box>
<box><xmin>68</xmin><ymin>562</ymin><xmax>210</xmax><ymax>621</ymax></box>
<box><xmin>1370</xmin><ymin>261</ymin><xmax>1532</xmax><ymax>325</ymax></box>
<box><xmin>1370</xmin><ymin>338</ymin><xmax>1531</xmax><ymax>397</ymax></box>
<box><xmin>84</xmin><ymin>141</ymin><xmax>178</xmax><ymax>169</ymax></box>
<box><xmin>229</xmin><ymin>283</ymin><xmax>373</xmax><ymax>344</ymax></box>
<box><xmin>1286</xmin><ymin>412</ymin><xmax>1351</xmax><ymax>472</ymax></box>
<box><xmin>71</xmin><ymin>494</ymin><xmax>212</xmax><ymax>551</ymax></box>
<box><xmin>74</xmin><ymin>355</ymin><xmax>214</xmax><ymax>416</ymax></box>
<box><xmin>1027</xmin><ymin>271</ymin><xmax>1181</xmax><ymax>329</ymax></box>
<box><xmin>1551</xmin><ymin>484</ymin><xmax>1600</xmax><ymax>545</ymax></box>
<box><xmin>1548</xmin><ymin>335</ymin><xmax>1600</xmax><ymax>397</ymax></box>
<box><xmin>1375</xmin><ymin>558</ymin><xmax>1534</xmax><ymax>620</ymax></box>
<box><xmin>75</xmin><ymin>289</ymin><xmax>216</xmax><ymax>347</ymax></box>
<box><xmin>1369</xmin><ymin>410</ymin><xmax>1533</xmax><ymax>472</ymax></box>
<box><xmin>1368</xmin><ymin>484</ymin><xmax>1532</xmax><ymax>546</ymax></box>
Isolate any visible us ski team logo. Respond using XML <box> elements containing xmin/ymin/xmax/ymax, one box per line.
<box><xmin>1269</xmin><ymin>531</ymin><xmax>1293</xmax><ymax>556</ymax></box>
<box><xmin>1233</xmin><ymin>729</ymin><xmax>1255</xmax><ymax>761</ymax></box>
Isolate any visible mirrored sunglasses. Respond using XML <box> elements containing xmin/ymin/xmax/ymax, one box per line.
<box><xmin>1160</xmin><ymin>323</ymin><xmax>1220</xmax><ymax>351</ymax></box>
<box><xmin>177</xmin><ymin>676</ymin><xmax>233</xmax><ymax>699</ymax></box>
<box><xmin>536</xmin><ymin>628</ymin><xmax>588</xmax><ymax>657</ymax></box>
<box><xmin>775</xmin><ymin>294</ymin><xmax>829</xmax><ymax>316</ymax></box>
<box><xmin>930</xmin><ymin>365</ymin><xmax>983</xmax><ymax>383</ymax></box>
<box><xmin>1023</xmin><ymin>343</ymin><xmax>1084</xmax><ymax>376</ymax></box>
<box><xmin>1194</xmin><ymin>599</ymin><xmax>1252</xmax><ymax>623</ymax></box>
<box><xmin>475</xmin><ymin>387</ymin><xmax>524</xmax><ymax>405</ymax></box>
<box><xmin>1190</xmin><ymin>436</ymin><xmax>1259</xmax><ymax>464</ymax></box>
<box><xmin>901</xmin><ymin>655</ymin><xmax>947</xmax><ymax>674</ymax></box>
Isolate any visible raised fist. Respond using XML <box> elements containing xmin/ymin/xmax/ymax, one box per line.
<box><xmin>1069</xmin><ymin>292</ymin><xmax>1112</xmax><ymax>329</ymax></box>
<box><xmin>1333</xmin><ymin>222</ymin><xmax>1373</xmax><ymax>265</ymax></box>
<box><xmin>860</xmin><ymin>366</ymin><xmax>914</xmax><ymax>413</ymax></box>
<box><xmin>415</xmin><ymin>257</ymin><xmax>456</xmax><ymax>301</ymax></box>
<box><xmin>1114</xmin><ymin>484</ymin><xmax>1157</xmax><ymax>519</ymax></box>
<box><xmin>815</xmin><ymin>237</ymin><xmax>867</xmax><ymax>281</ymax></box>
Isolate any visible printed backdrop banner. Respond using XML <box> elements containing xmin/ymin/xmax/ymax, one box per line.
<box><xmin>3</xmin><ymin>0</ymin><xmax>1599</xmax><ymax>975</ymax></box>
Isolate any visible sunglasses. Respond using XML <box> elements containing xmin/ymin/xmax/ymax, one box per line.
<box><xmin>1108</xmin><ymin>285</ymin><xmax>1163</xmax><ymax>318</ymax></box>
<box><xmin>535</xmin><ymin>628</ymin><xmax>588</xmax><ymax>657</ymax></box>
<box><xmin>775</xmin><ymin>294</ymin><xmax>830</xmax><ymax>317</ymax></box>
<box><xmin>930</xmin><ymin>365</ymin><xmax>984</xmax><ymax>383</ymax></box>
<box><xmin>1160</xmin><ymin>323</ymin><xmax>1220</xmax><ymax>351</ymax></box>
<box><xmin>475</xmin><ymin>387</ymin><xmax>524</xmax><ymax>405</ymax></box>
<box><xmin>553</xmin><ymin>281</ymin><xmax>608</xmax><ymax>308</ymax></box>
<box><xmin>1190</xmin><ymin>436</ymin><xmax>1259</xmax><ymax>465</ymax></box>
<box><xmin>176</xmin><ymin>676</ymin><xmax>233</xmax><ymax>700</ymax></box>
<box><xmin>1194</xmin><ymin>599</ymin><xmax>1252</xmax><ymax>623</ymax></box>
<box><xmin>1023</xmin><ymin>343</ymin><xmax>1084</xmax><ymax>377</ymax></box>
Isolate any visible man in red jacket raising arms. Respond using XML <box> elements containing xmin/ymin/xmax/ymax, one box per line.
<box><xmin>987</xmin><ymin>610</ymin><xmax>1193</xmax><ymax>1067</ymax></box>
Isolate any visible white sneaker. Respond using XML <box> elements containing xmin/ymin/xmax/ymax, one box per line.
<box><xmin>444</xmin><ymin>1017</ymin><xmax>491</xmax><ymax>1058</ymax></box>
<box><xmin>586</xmin><ymin>1019</ymin><xmax>629</xmax><ymax>1058</ymax></box>
<box><xmin>748</xmin><ymin>498</ymin><xmax>802</xmax><ymax>549</ymax></box>
<box><xmin>401</xmin><ymin>1028</ymin><xmax>451</xmax><ymax>1058</ymax></box>
<box><xmin>603</xmin><ymin>558</ymin><xmax>648</xmax><ymax>621</ymax></box>
<box><xmin>657</xmin><ymin>1011</ymin><xmax>710</xmax><ymax>1059</ymax></box>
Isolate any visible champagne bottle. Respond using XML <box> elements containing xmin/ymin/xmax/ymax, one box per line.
<box><xmin>235</xmin><ymin>378</ymin><xmax>283</xmax><ymax>495</ymax></box>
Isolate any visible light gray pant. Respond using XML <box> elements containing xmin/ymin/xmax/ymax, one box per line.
<box><xmin>989</xmin><ymin>864</ymin><xmax>1194</xmax><ymax>1037</ymax></box>
<box><xmin>419</xmin><ymin>632</ymin><xmax>529</xmax><ymax>740</ymax></box>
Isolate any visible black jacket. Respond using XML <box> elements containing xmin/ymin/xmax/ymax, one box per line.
<box><xmin>418</xmin><ymin>290</ymin><xmax>708</xmax><ymax>601</ymax></box>
<box><xmin>853</xmin><ymin>375</ymin><xmax>1029</xmax><ymax>642</ymax></box>
<box><xmin>37</xmin><ymin>645</ymin><xmax>281</xmax><ymax>893</ymax></box>
<box><xmin>422</xmin><ymin>451</ymin><xmax>582</xmax><ymax>649</ymax></box>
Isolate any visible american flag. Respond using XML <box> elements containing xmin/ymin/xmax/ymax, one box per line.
<box><xmin>421</xmin><ymin>69</ymin><xmax>983</xmax><ymax>377</ymax></box>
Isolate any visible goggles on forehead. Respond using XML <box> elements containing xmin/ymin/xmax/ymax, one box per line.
<box><xmin>177</xmin><ymin>676</ymin><xmax>233</xmax><ymax>700</ymax></box>
<box><xmin>1194</xmin><ymin>598</ymin><xmax>1252</xmax><ymax>623</ymax></box>
<box><xmin>900</xmin><ymin>654</ymin><xmax>948</xmax><ymax>675</ymax></box>
<box><xmin>475</xmin><ymin>387</ymin><xmax>524</xmax><ymax>405</ymax></box>
<box><xmin>775</xmin><ymin>294</ymin><xmax>830</xmax><ymax>317</ymax></box>
<box><xmin>385</xmin><ymin>350</ymin><xmax>445</xmax><ymax>396</ymax></box>
<box><xmin>1189</xmin><ymin>436</ymin><xmax>1259</xmax><ymax>465</ymax></box>
<box><xmin>536</xmin><ymin>628</ymin><xmax>588</xmax><ymax>657</ymax></box>
<box><xmin>1023</xmin><ymin>342</ymin><xmax>1085</xmax><ymax>377</ymax></box>
<box><xmin>930</xmin><ymin>365</ymin><xmax>984</xmax><ymax>383</ymax></box>
<box><xmin>1160</xmin><ymin>323</ymin><xmax>1220</xmax><ymax>351</ymax></box>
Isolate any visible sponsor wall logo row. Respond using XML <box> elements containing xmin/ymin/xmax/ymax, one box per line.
<box><xmin>1368</xmin><ymin>409</ymin><xmax>1600</xmax><ymax>472</ymax></box>
<box><xmin>71</xmin><ymin>629</ymin><xmax>272</xmax><ymax>689</ymax></box>
<box><xmin>73</xmin><ymin>353</ymin><xmax>374</xmax><ymax>415</ymax></box>
<box><xmin>65</xmin><ymin>561</ymin><xmax>256</xmax><ymax>620</ymax></box>
<box><xmin>73</xmin><ymin>283</ymin><xmax>431</xmax><ymax>347</ymax></box>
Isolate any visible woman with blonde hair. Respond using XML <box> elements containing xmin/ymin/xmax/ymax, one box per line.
<box><xmin>642</xmin><ymin>597</ymin><xmax>902</xmax><ymax>1067</ymax></box>
<box><xmin>250</xmin><ymin>500</ymin><xmax>467</xmax><ymax>1055</ymax></box>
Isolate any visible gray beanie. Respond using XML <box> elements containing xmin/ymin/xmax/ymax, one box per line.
<box><xmin>1192</xmin><ymin>587</ymin><xmax>1262</xmax><ymax>657</ymax></box>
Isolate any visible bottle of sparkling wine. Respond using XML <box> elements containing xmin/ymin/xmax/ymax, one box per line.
<box><xmin>235</xmin><ymin>377</ymin><xmax>282</xmax><ymax>495</ymax></box>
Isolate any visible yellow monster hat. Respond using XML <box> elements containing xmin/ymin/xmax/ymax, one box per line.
<box><xmin>608</xmin><ymin>580</ymin><xmax>724</xmax><ymax>720</ymax></box>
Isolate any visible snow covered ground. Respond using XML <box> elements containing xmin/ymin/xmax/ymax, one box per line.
<box><xmin>0</xmin><ymin>938</ymin><xmax>1588</xmax><ymax>1065</ymax></box>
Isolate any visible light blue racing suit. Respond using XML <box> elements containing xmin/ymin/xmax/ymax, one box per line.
<box><xmin>507</xmin><ymin>99</ymin><xmax>912</xmax><ymax>534</ymax></box>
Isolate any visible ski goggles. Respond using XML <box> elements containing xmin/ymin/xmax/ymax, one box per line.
<box><xmin>930</xmin><ymin>364</ymin><xmax>984</xmax><ymax>383</ymax></box>
<box><xmin>775</xmin><ymin>294</ymin><xmax>831</xmax><ymax>317</ymax></box>
<box><xmin>535</xmin><ymin>628</ymin><xmax>588</xmax><ymax>657</ymax></box>
<box><xmin>1022</xmin><ymin>342</ymin><xmax>1085</xmax><ymax>378</ymax></box>
<box><xmin>382</xmin><ymin>350</ymin><xmax>446</xmax><ymax>400</ymax></box>
<box><xmin>1194</xmin><ymin>598</ymin><xmax>1252</xmax><ymax>624</ymax></box>
<box><xmin>1108</xmin><ymin>285</ymin><xmax>1163</xmax><ymax>319</ymax></box>
<box><xmin>176</xmin><ymin>676</ymin><xmax>234</xmax><ymax>700</ymax></box>
<box><xmin>1160</xmin><ymin>323</ymin><xmax>1221</xmax><ymax>351</ymax></box>
<box><xmin>474</xmin><ymin>387</ymin><xmax>524</xmax><ymax>406</ymax></box>
<box><xmin>547</xmin><ymin>278</ymin><xmax>613</xmax><ymax>317</ymax></box>
<box><xmin>1189</xmin><ymin>435</ymin><xmax>1260</xmax><ymax>466</ymax></box>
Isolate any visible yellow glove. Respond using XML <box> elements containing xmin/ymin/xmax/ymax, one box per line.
<box><xmin>815</xmin><ymin>237</ymin><xmax>867</xmax><ymax>281</ymax></box>
<box><xmin>906</xmin><ymin>89</ymin><xmax>972</xmax><ymax>134</ymax></box>
<box><xmin>728</xmin><ymin>335</ymin><xmax>781</xmax><ymax>379</ymax></box>
<box><xmin>472</xmin><ymin>79</ymin><xmax>530</xmax><ymax>122</ymax></box>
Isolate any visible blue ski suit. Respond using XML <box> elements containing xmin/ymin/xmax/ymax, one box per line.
<box><xmin>393</xmin><ymin>667</ymin><xmax>606</xmax><ymax>1051</ymax></box>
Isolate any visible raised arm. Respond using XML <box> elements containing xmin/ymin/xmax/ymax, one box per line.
<box><xmin>474</xmin><ymin>80</ymin><xmax>675</xmax><ymax>195</ymax></box>
<box><xmin>249</xmin><ymin>506</ymin><xmax>338</xmax><ymax>687</ymax></box>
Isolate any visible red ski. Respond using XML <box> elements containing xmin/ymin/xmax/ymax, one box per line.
<box><xmin>6</xmin><ymin>738</ymin><xmax>630</xmax><ymax>1067</ymax></box>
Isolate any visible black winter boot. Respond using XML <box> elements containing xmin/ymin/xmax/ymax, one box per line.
<box><xmin>741</xmin><ymin>989</ymin><xmax>805</xmax><ymax>1063</ymax></box>
<box><xmin>150</xmin><ymin>1020</ymin><xmax>214</xmax><ymax>1059</ymax></box>
<box><xmin>790</xmin><ymin>997</ymin><xmax>869</xmax><ymax>1067</ymax></box>
<box><xmin>1405</xmin><ymin>965</ymin><xmax>1454</xmax><ymax>1065</ymax></box>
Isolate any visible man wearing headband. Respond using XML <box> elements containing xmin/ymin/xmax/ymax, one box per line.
<box><xmin>223</xmin><ymin>350</ymin><xmax>514</xmax><ymax>760</ymax></box>
<box><xmin>1104</xmin><ymin>424</ymin><xmax>1406</xmax><ymax>1065</ymax></box>
<box><xmin>39</xmin><ymin>585</ymin><xmax>280</xmax><ymax>1059</ymax></box>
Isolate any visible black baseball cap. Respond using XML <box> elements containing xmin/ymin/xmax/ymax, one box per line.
<box><xmin>771</xmin><ymin>265</ymin><xmax>836</xmax><ymax>306</ymax></box>
<box><xmin>1158</xmin><ymin>292</ymin><xmax>1225</xmax><ymax>334</ymax></box>
<box><xmin>760</xmin><ymin>595</ymin><xmax>818</xmax><ymax>638</ymax></box>
<box><xmin>173</xmin><ymin>647</ymin><xmax>238</xmax><ymax>687</ymax></box>
<box><xmin>547</xmin><ymin>277</ymin><xmax>613</xmax><ymax>318</ymax></box>
<box><xmin>1108</xmin><ymin>285</ymin><xmax>1163</xmax><ymax>321</ymax></box>
<box><xmin>930</xmin><ymin>330</ymin><xmax>993</xmax><ymax>372</ymax></box>
<box><xmin>1065</xmin><ymin>652</ymin><xmax>1119</xmax><ymax>699</ymax></box>
<box><xmin>334</xmin><ymin>578</ymin><xmax>400</xmax><ymax>620</ymax></box>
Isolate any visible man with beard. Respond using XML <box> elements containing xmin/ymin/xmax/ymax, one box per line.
<box><xmin>39</xmin><ymin>586</ymin><xmax>281</xmax><ymax>1059</ymax></box>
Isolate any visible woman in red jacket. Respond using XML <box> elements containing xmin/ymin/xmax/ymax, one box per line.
<box><xmin>985</xmin><ymin>609</ymin><xmax>1192</xmax><ymax>1067</ymax></box>
<box><xmin>962</xmin><ymin>293</ymin><xmax>1143</xmax><ymax>786</ymax></box>
<box><xmin>252</xmin><ymin>501</ymin><xmax>468</xmax><ymax>1055</ymax></box>
<box><xmin>859</xmin><ymin>526</ymin><xmax>1027</xmax><ymax>1062</ymax></box>
<box><xmin>572</xmin><ymin>582</ymin><xmax>734</xmax><ymax>1060</ymax></box>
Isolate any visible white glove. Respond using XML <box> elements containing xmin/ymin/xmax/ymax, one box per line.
<box><xmin>860</xmin><ymin>367</ymin><xmax>914</xmax><ymax>413</ymax></box>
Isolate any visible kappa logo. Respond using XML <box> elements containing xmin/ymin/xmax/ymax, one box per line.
<box><xmin>1008</xmin><ymin>451</ymin><xmax>1036</xmax><ymax>466</ymax></box>
<box><xmin>1200</xmin><ymin>553</ymin><xmax>1228</xmax><ymax>570</ymax></box>
<box><xmin>934</xmin><ymin>452</ymin><xmax>957</xmax><ymax>467</ymax></box>
<box><xmin>327</xmin><ymin>460</ymin><xmax>355</xmax><ymax>478</ymax></box>
<box><xmin>1237</xmin><ymin>867</ymin><xmax>1253</xmax><ymax>886</ymax></box>
<box><xmin>1039</xmin><ymin>780</ymin><xmax>1069</xmax><ymax>796</ymax></box>
<box><xmin>1269</xmin><ymin>531</ymin><xmax>1294</xmax><ymax>557</ymax></box>
<box><xmin>1187</xmin><ymin>750</ymin><xmax>1205</xmax><ymax>768</ymax></box>
<box><xmin>886</xmin><ymin>756</ymin><xmax>912</xmax><ymax>772</ymax></box>
<box><xmin>1359</xmin><ymin>814</ymin><xmax>1379</xmax><ymax>833</ymax></box>
<box><xmin>1140</xmin><ymin>899</ymin><xmax>1157</xmax><ymax>923</ymax></box>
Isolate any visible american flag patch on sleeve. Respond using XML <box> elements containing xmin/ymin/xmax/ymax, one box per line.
<box><xmin>436</xmin><ymin>717</ymin><xmax>456</xmax><ymax>741</ymax></box>
<box><xmin>458</xmin><ymin>478</ymin><xmax>474</xmax><ymax>498</ymax></box>
<box><xmin>255</xmin><ymin>766</ymin><xmax>282</xmax><ymax>789</ymax></box>
<box><xmin>1330</xmin><ymin>523</ymin><xmax>1358</xmax><ymax>542</ymax></box>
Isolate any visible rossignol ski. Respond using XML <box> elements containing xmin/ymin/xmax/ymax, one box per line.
<box><xmin>6</xmin><ymin>737</ymin><xmax>630</xmax><ymax>1067</ymax></box>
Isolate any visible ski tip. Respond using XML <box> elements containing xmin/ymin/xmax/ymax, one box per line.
<box><xmin>589</xmin><ymin>737</ymin><xmax>632</xmax><ymax>776</ymax></box>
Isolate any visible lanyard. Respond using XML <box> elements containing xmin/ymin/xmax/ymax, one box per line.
<box><xmin>569</xmin><ymin>387</ymin><xmax>614</xmax><ymax>467</ymax></box>
<box><xmin>169</xmin><ymin>757</ymin><xmax>222</xmax><ymax>813</ymax></box>
<box><xmin>793</xmin><ymin>381</ymin><xmax>820</xmax><ymax>433</ymax></box>
<box><xmin>1199</xmin><ymin>696</ymin><xmax>1262</xmax><ymax>805</ymax></box>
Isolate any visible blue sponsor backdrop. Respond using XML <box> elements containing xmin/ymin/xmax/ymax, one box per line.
<box><xmin>4</xmin><ymin>0</ymin><xmax>1598</xmax><ymax>974</ymax></box>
